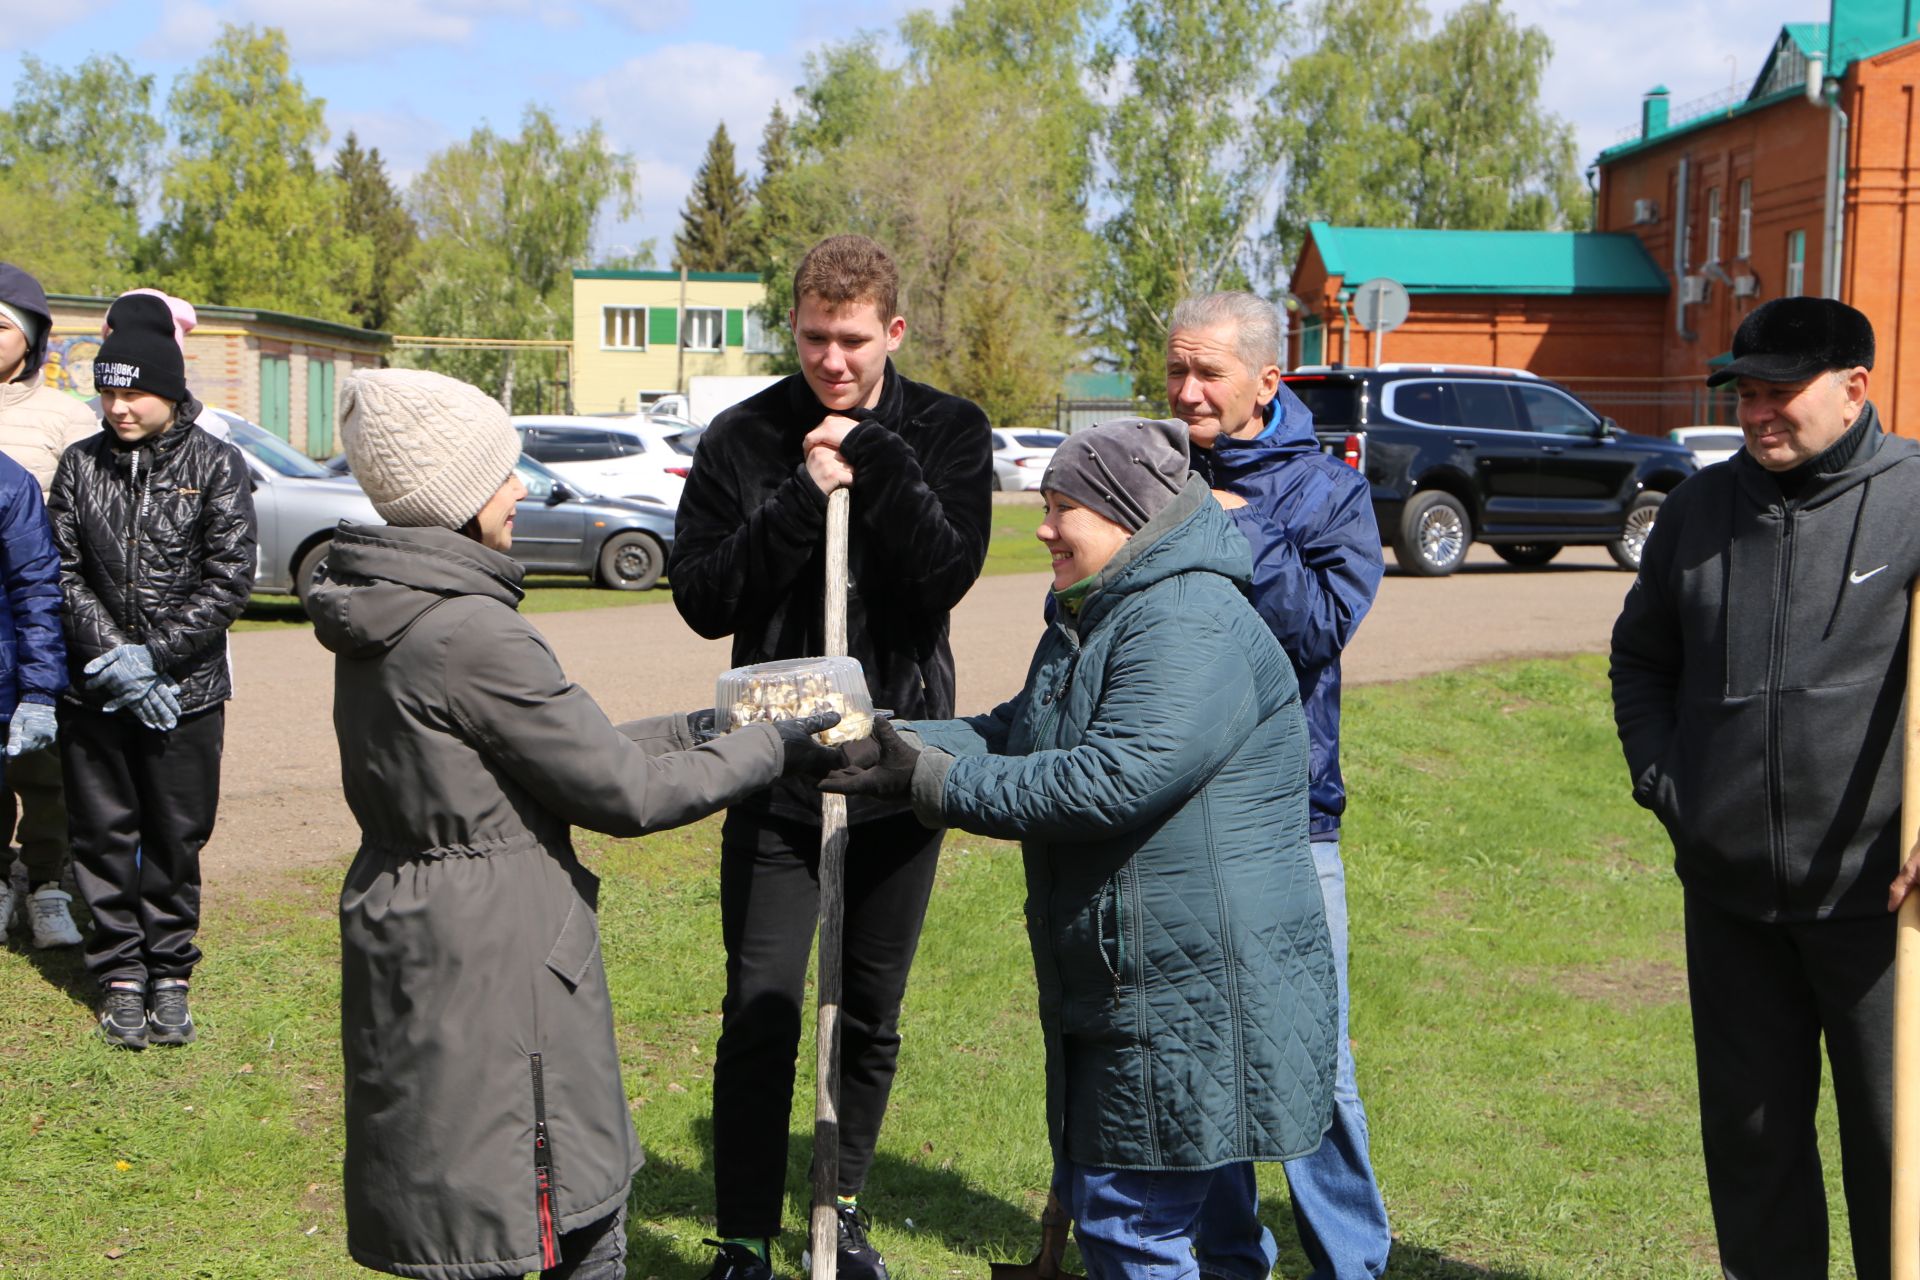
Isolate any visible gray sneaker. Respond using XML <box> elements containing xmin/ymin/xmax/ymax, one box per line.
<box><xmin>98</xmin><ymin>984</ymin><xmax>148</xmax><ymax>1050</ymax></box>
<box><xmin>147</xmin><ymin>979</ymin><xmax>196</xmax><ymax>1046</ymax></box>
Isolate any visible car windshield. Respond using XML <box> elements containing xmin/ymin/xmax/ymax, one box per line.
<box><xmin>515</xmin><ymin>454</ymin><xmax>597</xmax><ymax>502</ymax></box>
<box><xmin>1013</xmin><ymin>432</ymin><xmax>1064</xmax><ymax>449</ymax></box>
<box><xmin>221</xmin><ymin>415</ymin><xmax>332</xmax><ymax>478</ymax></box>
<box><xmin>666</xmin><ymin>428</ymin><xmax>704</xmax><ymax>455</ymax></box>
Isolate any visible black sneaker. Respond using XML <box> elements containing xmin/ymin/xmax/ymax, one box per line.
<box><xmin>701</xmin><ymin>1240</ymin><xmax>775</xmax><ymax>1280</ymax></box>
<box><xmin>805</xmin><ymin>1205</ymin><xmax>889</xmax><ymax>1280</ymax></box>
<box><xmin>98</xmin><ymin>984</ymin><xmax>148</xmax><ymax>1050</ymax></box>
<box><xmin>147</xmin><ymin>979</ymin><xmax>196</xmax><ymax>1046</ymax></box>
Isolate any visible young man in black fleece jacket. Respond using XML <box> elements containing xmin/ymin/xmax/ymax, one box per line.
<box><xmin>669</xmin><ymin>235</ymin><xmax>992</xmax><ymax>1280</ymax></box>
<box><xmin>1611</xmin><ymin>297</ymin><xmax>1920</xmax><ymax>1280</ymax></box>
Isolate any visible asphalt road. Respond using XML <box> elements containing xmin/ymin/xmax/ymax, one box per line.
<box><xmin>212</xmin><ymin>544</ymin><xmax>1634</xmax><ymax>889</ymax></box>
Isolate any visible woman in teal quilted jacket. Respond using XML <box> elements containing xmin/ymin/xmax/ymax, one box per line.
<box><xmin>824</xmin><ymin>418</ymin><xmax>1336</xmax><ymax>1280</ymax></box>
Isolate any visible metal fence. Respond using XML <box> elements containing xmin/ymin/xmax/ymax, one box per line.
<box><xmin>1054</xmin><ymin>396</ymin><xmax>1156</xmax><ymax>433</ymax></box>
<box><xmin>1551</xmin><ymin>377</ymin><xmax>1737</xmax><ymax>438</ymax></box>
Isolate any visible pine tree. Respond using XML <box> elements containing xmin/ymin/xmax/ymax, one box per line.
<box><xmin>673</xmin><ymin>123</ymin><xmax>751</xmax><ymax>271</ymax></box>
<box><xmin>334</xmin><ymin>132</ymin><xmax>420</xmax><ymax>331</ymax></box>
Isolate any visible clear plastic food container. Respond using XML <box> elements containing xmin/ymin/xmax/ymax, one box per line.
<box><xmin>716</xmin><ymin>656</ymin><xmax>875</xmax><ymax>745</ymax></box>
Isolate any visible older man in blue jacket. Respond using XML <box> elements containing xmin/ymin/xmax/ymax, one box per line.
<box><xmin>1167</xmin><ymin>291</ymin><xmax>1387</xmax><ymax>1280</ymax></box>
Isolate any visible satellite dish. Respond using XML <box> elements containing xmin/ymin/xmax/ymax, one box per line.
<box><xmin>1352</xmin><ymin>278</ymin><xmax>1410</xmax><ymax>334</ymax></box>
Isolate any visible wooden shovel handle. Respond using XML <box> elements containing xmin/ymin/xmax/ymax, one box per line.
<box><xmin>1892</xmin><ymin>582</ymin><xmax>1920</xmax><ymax>1279</ymax></box>
<box><xmin>811</xmin><ymin>486</ymin><xmax>853</xmax><ymax>1280</ymax></box>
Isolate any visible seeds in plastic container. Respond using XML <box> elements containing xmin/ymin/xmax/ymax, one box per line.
<box><xmin>717</xmin><ymin>657</ymin><xmax>875</xmax><ymax>744</ymax></box>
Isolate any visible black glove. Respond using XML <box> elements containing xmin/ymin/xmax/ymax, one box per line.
<box><xmin>687</xmin><ymin>708</ymin><xmax>718</xmax><ymax>743</ymax></box>
<box><xmin>820</xmin><ymin>720</ymin><xmax>920</xmax><ymax>798</ymax></box>
<box><xmin>774</xmin><ymin>711</ymin><xmax>846</xmax><ymax>780</ymax></box>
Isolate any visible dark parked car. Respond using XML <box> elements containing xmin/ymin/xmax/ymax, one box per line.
<box><xmin>1284</xmin><ymin>364</ymin><xmax>1698</xmax><ymax>576</ymax></box>
<box><xmin>325</xmin><ymin>453</ymin><xmax>675</xmax><ymax>591</ymax></box>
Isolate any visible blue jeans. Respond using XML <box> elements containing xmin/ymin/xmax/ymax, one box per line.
<box><xmin>1066</xmin><ymin>1161</ymin><xmax>1276</xmax><ymax>1280</ymax></box>
<box><xmin>1282</xmin><ymin>838</ymin><xmax>1390</xmax><ymax>1280</ymax></box>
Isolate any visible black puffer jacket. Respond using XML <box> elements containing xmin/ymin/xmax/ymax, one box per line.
<box><xmin>49</xmin><ymin>400</ymin><xmax>256</xmax><ymax>715</ymax></box>
<box><xmin>670</xmin><ymin>363</ymin><xmax>993</xmax><ymax>825</ymax></box>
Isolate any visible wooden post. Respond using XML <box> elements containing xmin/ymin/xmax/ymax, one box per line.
<box><xmin>811</xmin><ymin>487</ymin><xmax>852</xmax><ymax>1280</ymax></box>
<box><xmin>1893</xmin><ymin>582</ymin><xmax>1920</xmax><ymax>1280</ymax></box>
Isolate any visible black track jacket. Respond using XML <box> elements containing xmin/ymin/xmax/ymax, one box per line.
<box><xmin>1611</xmin><ymin>404</ymin><xmax>1920</xmax><ymax>921</ymax></box>
<box><xmin>670</xmin><ymin>363</ymin><xmax>992</xmax><ymax>825</ymax></box>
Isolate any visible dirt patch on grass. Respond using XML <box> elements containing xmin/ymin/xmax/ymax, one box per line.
<box><xmin>1558</xmin><ymin>957</ymin><xmax>1687</xmax><ymax>1009</ymax></box>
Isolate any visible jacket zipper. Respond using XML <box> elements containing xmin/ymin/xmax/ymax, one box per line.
<box><xmin>123</xmin><ymin>449</ymin><xmax>147</xmax><ymax>639</ymax></box>
<box><xmin>530</xmin><ymin>1052</ymin><xmax>559</xmax><ymax>1269</ymax></box>
<box><xmin>1766</xmin><ymin>510</ymin><xmax>1795</xmax><ymax>915</ymax></box>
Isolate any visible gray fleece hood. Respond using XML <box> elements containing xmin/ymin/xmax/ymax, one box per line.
<box><xmin>309</xmin><ymin>522</ymin><xmax>525</xmax><ymax>658</ymax></box>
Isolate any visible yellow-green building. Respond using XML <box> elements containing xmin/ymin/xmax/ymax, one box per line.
<box><xmin>571</xmin><ymin>269</ymin><xmax>782</xmax><ymax>414</ymax></box>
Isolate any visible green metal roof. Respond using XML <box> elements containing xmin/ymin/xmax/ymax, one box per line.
<box><xmin>47</xmin><ymin>294</ymin><xmax>388</xmax><ymax>345</ymax></box>
<box><xmin>1306</xmin><ymin>223</ymin><xmax>1670</xmax><ymax>296</ymax></box>
<box><xmin>1598</xmin><ymin>83</ymin><xmax>1805</xmax><ymax>162</ymax></box>
<box><xmin>1784</xmin><ymin>21</ymin><xmax>1829</xmax><ymax>55</ymax></box>
<box><xmin>572</xmin><ymin>269</ymin><xmax>761</xmax><ymax>283</ymax></box>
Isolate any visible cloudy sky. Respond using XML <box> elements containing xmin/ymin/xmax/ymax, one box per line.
<box><xmin>4</xmin><ymin>0</ymin><xmax>1816</xmax><ymax>262</ymax></box>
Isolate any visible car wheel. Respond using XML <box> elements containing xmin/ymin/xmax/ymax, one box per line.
<box><xmin>1492</xmin><ymin>542</ymin><xmax>1563</xmax><ymax>568</ymax></box>
<box><xmin>1610</xmin><ymin>492</ymin><xmax>1663</xmax><ymax>571</ymax></box>
<box><xmin>597</xmin><ymin>531</ymin><xmax>664</xmax><ymax>591</ymax></box>
<box><xmin>295</xmin><ymin>540</ymin><xmax>332</xmax><ymax>615</ymax></box>
<box><xmin>1393</xmin><ymin>491</ymin><xmax>1472</xmax><ymax>577</ymax></box>
<box><xmin>990</xmin><ymin>471</ymin><xmax>1003</xmax><ymax>492</ymax></box>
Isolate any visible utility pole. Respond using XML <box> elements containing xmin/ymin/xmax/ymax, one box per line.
<box><xmin>676</xmin><ymin>264</ymin><xmax>689</xmax><ymax>394</ymax></box>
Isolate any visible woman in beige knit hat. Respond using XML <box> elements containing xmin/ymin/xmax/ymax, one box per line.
<box><xmin>310</xmin><ymin>368</ymin><xmax>848</xmax><ymax>1280</ymax></box>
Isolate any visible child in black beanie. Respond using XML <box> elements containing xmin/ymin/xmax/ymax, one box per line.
<box><xmin>50</xmin><ymin>290</ymin><xmax>257</xmax><ymax>1049</ymax></box>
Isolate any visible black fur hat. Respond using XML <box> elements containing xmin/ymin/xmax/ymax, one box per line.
<box><xmin>1706</xmin><ymin>296</ymin><xmax>1875</xmax><ymax>387</ymax></box>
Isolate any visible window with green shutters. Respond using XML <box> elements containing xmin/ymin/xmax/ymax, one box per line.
<box><xmin>1300</xmin><ymin>318</ymin><xmax>1324</xmax><ymax>367</ymax></box>
<box><xmin>725</xmin><ymin>309</ymin><xmax>745</xmax><ymax>348</ymax></box>
<box><xmin>307</xmin><ymin>357</ymin><xmax>336</xmax><ymax>456</ymax></box>
<box><xmin>259</xmin><ymin>354</ymin><xmax>291</xmax><ymax>440</ymax></box>
<box><xmin>649</xmin><ymin>308</ymin><xmax>679</xmax><ymax>347</ymax></box>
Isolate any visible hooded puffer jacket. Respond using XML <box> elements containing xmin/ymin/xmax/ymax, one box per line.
<box><xmin>1189</xmin><ymin>382</ymin><xmax>1383</xmax><ymax>837</ymax></box>
<box><xmin>311</xmin><ymin>522</ymin><xmax>792</xmax><ymax>1279</ymax></box>
<box><xmin>48</xmin><ymin>401</ymin><xmax>255</xmax><ymax>715</ymax></box>
<box><xmin>906</xmin><ymin>478</ymin><xmax>1337</xmax><ymax>1170</ymax></box>
<box><xmin>0</xmin><ymin>264</ymin><xmax>100</xmax><ymax>494</ymax></box>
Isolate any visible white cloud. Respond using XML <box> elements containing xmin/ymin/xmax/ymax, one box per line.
<box><xmin>142</xmin><ymin>0</ymin><xmax>676</xmax><ymax>60</ymax></box>
<box><xmin>575</xmin><ymin>44</ymin><xmax>799</xmax><ymax>260</ymax></box>
<box><xmin>326</xmin><ymin>105</ymin><xmax>452</xmax><ymax>186</ymax></box>
<box><xmin>577</xmin><ymin>42</ymin><xmax>797</xmax><ymax>176</ymax></box>
<box><xmin>1428</xmin><ymin>0</ymin><xmax>1815</xmax><ymax>166</ymax></box>
<box><xmin>0</xmin><ymin>0</ymin><xmax>113</xmax><ymax>49</ymax></box>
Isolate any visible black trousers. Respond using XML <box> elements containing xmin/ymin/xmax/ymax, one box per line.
<box><xmin>0</xmin><ymin>744</ymin><xmax>70</xmax><ymax>884</ymax></box>
<box><xmin>1684</xmin><ymin>891</ymin><xmax>1896</xmax><ymax>1280</ymax></box>
<box><xmin>62</xmin><ymin>704</ymin><xmax>225</xmax><ymax>988</ymax></box>
<box><xmin>711</xmin><ymin>808</ymin><xmax>943</xmax><ymax>1238</ymax></box>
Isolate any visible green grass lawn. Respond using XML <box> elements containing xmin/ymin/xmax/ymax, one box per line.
<box><xmin>235</xmin><ymin>509</ymin><xmax>1054</xmax><ymax>633</ymax></box>
<box><xmin>0</xmin><ymin>657</ymin><xmax>1854</xmax><ymax>1278</ymax></box>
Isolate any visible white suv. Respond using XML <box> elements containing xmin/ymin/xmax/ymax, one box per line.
<box><xmin>512</xmin><ymin>415</ymin><xmax>699</xmax><ymax>511</ymax></box>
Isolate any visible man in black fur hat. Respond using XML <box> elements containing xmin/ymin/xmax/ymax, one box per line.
<box><xmin>1611</xmin><ymin>296</ymin><xmax>1920</xmax><ymax>1278</ymax></box>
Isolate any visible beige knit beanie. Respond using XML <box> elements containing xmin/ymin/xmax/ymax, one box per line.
<box><xmin>338</xmin><ymin>369</ymin><xmax>521</xmax><ymax>529</ymax></box>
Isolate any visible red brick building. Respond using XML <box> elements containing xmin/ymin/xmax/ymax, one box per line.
<box><xmin>1286</xmin><ymin>1</ymin><xmax>1920</xmax><ymax>440</ymax></box>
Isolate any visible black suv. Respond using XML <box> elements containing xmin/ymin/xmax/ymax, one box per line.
<box><xmin>1284</xmin><ymin>364</ymin><xmax>1698</xmax><ymax>576</ymax></box>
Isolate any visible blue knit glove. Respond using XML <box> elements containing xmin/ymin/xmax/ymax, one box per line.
<box><xmin>84</xmin><ymin>644</ymin><xmax>159</xmax><ymax>712</ymax></box>
<box><xmin>130</xmin><ymin>680</ymin><xmax>181</xmax><ymax>733</ymax></box>
<box><xmin>5</xmin><ymin>702</ymin><xmax>56</xmax><ymax>756</ymax></box>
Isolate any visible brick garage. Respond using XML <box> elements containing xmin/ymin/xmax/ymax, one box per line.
<box><xmin>43</xmin><ymin>297</ymin><xmax>388</xmax><ymax>458</ymax></box>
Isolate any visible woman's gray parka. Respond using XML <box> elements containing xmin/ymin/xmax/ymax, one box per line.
<box><xmin>311</xmin><ymin>523</ymin><xmax>787</xmax><ymax>1279</ymax></box>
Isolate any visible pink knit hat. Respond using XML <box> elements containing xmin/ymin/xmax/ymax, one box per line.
<box><xmin>100</xmin><ymin>288</ymin><xmax>196</xmax><ymax>356</ymax></box>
